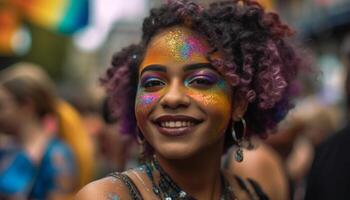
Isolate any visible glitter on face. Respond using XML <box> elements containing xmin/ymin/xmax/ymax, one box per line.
<box><xmin>166</xmin><ymin>29</ymin><xmax>208</xmax><ymax>62</ymax></box>
<box><xmin>187</xmin><ymin>80</ymin><xmax>230</xmax><ymax>111</ymax></box>
<box><xmin>136</xmin><ymin>26</ymin><xmax>232</xmax><ymax>143</ymax></box>
<box><xmin>141</xmin><ymin>93</ymin><xmax>157</xmax><ymax>104</ymax></box>
<box><xmin>186</xmin><ymin>79</ymin><xmax>231</xmax><ymax>135</ymax></box>
<box><xmin>140</xmin><ymin>26</ymin><xmax>211</xmax><ymax>71</ymax></box>
<box><xmin>135</xmin><ymin>92</ymin><xmax>161</xmax><ymax>116</ymax></box>
<box><xmin>182</xmin><ymin>37</ymin><xmax>207</xmax><ymax>59</ymax></box>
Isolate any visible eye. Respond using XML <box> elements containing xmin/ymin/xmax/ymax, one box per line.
<box><xmin>188</xmin><ymin>76</ymin><xmax>217</xmax><ymax>88</ymax></box>
<box><xmin>141</xmin><ymin>78</ymin><xmax>165</xmax><ymax>89</ymax></box>
<box><xmin>189</xmin><ymin>78</ymin><xmax>213</xmax><ymax>85</ymax></box>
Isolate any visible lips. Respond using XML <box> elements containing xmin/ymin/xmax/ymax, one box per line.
<box><xmin>153</xmin><ymin>115</ymin><xmax>202</xmax><ymax>136</ymax></box>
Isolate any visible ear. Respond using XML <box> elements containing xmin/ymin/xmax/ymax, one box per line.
<box><xmin>231</xmin><ymin>93</ymin><xmax>248</xmax><ymax>121</ymax></box>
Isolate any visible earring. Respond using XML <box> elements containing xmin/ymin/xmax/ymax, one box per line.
<box><xmin>232</xmin><ymin>117</ymin><xmax>246</xmax><ymax>162</ymax></box>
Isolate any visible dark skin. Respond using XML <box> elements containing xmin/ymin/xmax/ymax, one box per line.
<box><xmin>76</xmin><ymin>26</ymin><xmax>249</xmax><ymax>200</ymax></box>
<box><xmin>229</xmin><ymin>138</ymin><xmax>289</xmax><ymax>200</ymax></box>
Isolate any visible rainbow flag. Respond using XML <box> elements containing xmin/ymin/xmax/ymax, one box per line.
<box><xmin>13</xmin><ymin>0</ymin><xmax>89</xmax><ymax>34</ymax></box>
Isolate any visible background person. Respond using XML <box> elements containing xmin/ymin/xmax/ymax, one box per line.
<box><xmin>304</xmin><ymin>33</ymin><xmax>350</xmax><ymax>200</ymax></box>
<box><xmin>0</xmin><ymin>63</ymin><xmax>94</xmax><ymax>199</ymax></box>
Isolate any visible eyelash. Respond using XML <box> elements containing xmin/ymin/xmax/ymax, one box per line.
<box><xmin>142</xmin><ymin>78</ymin><xmax>165</xmax><ymax>88</ymax></box>
<box><xmin>140</xmin><ymin>75</ymin><xmax>218</xmax><ymax>90</ymax></box>
<box><xmin>187</xmin><ymin>76</ymin><xmax>217</xmax><ymax>87</ymax></box>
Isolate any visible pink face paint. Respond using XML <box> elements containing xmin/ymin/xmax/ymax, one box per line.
<box><xmin>181</xmin><ymin>36</ymin><xmax>208</xmax><ymax>60</ymax></box>
<box><xmin>135</xmin><ymin>92</ymin><xmax>161</xmax><ymax>116</ymax></box>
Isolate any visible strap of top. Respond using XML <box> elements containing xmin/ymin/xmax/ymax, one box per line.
<box><xmin>109</xmin><ymin>171</ymin><xmax>268</xmax><ymax>200</ymax></box>
<box><xmin>235</xmin><ymin>176</ymin><xmax>270</xmax><ymax>200</ymax></box>
<box><xmin>109</xmin><ymin>172</ymin><xmax>143</xmax><ymax>200</ymax></box>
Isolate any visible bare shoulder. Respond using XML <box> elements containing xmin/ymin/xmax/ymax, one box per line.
<box><xmin>225</xmin><ymin>169</ymin><xmax>274</xmax><ymax>200</ymax></box>
<box><xmin>229</xmin><ymin>142</ymin><xmax>288</xmax><ymax>200</ymax></box>
<box><xmin>222</xmin><ymin>170</ymin><xmax>252</xmax><ymax>200</ymax></box>
<box><xmin>75</xmin><ymin>176</ymin><xmax>131</xmax><ymax>200</ymax></box>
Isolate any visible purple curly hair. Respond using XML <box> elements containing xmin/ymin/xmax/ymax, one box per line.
<box><xmin>101</xmin><ymin>0</ymin><xmax>305</xmax><ymax>149</ymax></box>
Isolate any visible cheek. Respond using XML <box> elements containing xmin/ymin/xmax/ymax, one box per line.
<box><xmin>188</xmin><ymin>88</ymin><xmax>231</xmax><ymax>132</ymax></box>
<box><xmin>135</xmin><ymin>90</ymin><xmax>161</xmax><ymax>124</ymax></box>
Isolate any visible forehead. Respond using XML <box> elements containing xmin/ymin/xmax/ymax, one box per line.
<box><xmin>140</xmin><ymin>26</ymin><xmax>211</xmax><ymax>70</ymax></box>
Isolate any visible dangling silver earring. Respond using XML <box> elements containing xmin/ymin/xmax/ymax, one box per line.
<box><xmin>232</xmin><ymin>117</ymin><xmax>246</xmax><ymax>162</ymax></box>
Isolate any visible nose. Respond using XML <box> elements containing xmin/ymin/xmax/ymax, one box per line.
<box><xmin>160</xmin><ymin>79</ymin><xmax>190</xmax><ymax>110</ymax></box>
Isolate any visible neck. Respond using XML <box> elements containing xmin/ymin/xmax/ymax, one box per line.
<box><xmin>155</xmin><ymin>139</ymin><xmax>224</xmax><ymax>200</ymax></box>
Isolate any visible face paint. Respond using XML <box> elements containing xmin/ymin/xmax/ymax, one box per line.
<box><xmin>140</xmin><ymin>27</ymin><xmax>210</xmax><ymax>69</ymax></box>
<box><xmin>186</xmin><ymin>78</ymin><xmax>231</xmax><ymax>137</ymax></box>
<box><xmin>135</xmin><ymin>26</ymin><xmax>232</xmax><ymax>159</ymax></box>
<box><xmin>135</xmin><ymin>91</ymin><xmax>161</xmax><ymax>118</ymax></box>
<box><xmin>187</xmin><ymin>81</ymin><xmax>229</xmax><ymax>106</ymax></box>
<box><xmin>184</xmin><ymin>69</ymin><xmax>230</xmax><ymax>110</ymax></box>
<box><xmin>165</xmin><ymin>29</ymin><xmax>208</xmax><ymax>62</ymax></box>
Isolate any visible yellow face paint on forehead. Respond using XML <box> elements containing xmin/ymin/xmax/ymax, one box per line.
<box><xmin>140</xmin><ymin>26</ymin><xmax>211</xmax><ymax>71</ymax></box>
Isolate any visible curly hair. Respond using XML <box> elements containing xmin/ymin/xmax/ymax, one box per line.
<box><xmin>101</xmin><ymin>0</ymin><xmax>304</xmax><ymax>148</ymax></box>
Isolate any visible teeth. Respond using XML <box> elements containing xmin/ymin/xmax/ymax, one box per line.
<box><xmin>160</xmin><ymin>121</ymin><xmax>195</xmax><ymax>128</ymax></box>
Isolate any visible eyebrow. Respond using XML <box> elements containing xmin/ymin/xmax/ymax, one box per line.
<box><xmin>183</xmin><ymin>63</ymin><xmax>214</xmax><ymax>72</ymax></box>
<box><xmin>140</xmin><ymin>65</ymin><xmax>167</xmax><ymax>76</ymax></box>
<box><xmin>140</xmin><ymin>63</ymin><xmax>214</xmax><ymax>76</ymax></box>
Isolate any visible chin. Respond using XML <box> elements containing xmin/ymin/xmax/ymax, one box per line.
<box><xmin>155</xmin><ymin>143</ymin><xmax>199</xmax><ymax>160</ymax></box>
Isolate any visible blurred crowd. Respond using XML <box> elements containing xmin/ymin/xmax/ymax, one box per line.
<box><xmin>0</xmin><ymin>62</ymin><xmax>140</xmax><ymax>199</ymax></box>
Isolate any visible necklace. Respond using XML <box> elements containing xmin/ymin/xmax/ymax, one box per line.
<box><xmin>144</xmin><ymin>157</ymin><xmax>235</xmax><ymax>200</ymax></box>
<box><xmin>129</xmin><ymin>170</ymin><xmax>153</xmax><ymax>194</ymax></box>
<box><xmin>153</xmin><ymin>158</ymin><xmax>193</xmax><ymax>199</ymax></box>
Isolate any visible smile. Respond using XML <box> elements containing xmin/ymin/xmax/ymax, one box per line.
<box><xmin>160</xmin><ymin>121</ymin><xmax>196</xmax><ymax>128</ymax></box>
<box><xmin>153</xmin><ymin>115</ymin><xmax>203</xmax><ymax>136</ymax></box>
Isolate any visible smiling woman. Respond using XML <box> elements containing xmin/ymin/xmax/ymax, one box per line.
<box><xmin>76</xmin><ymin>0</ymin><xmax>305</xmax><ymax>200</ymax></box>
<box><xmin>135</xmin><ymin>27</ymin><xmax>233</xmax><ymax>161</ymax></box>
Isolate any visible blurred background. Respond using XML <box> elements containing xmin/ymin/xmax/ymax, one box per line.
<box><xmin>2</xmin><ymin>0</ymin><xmax>349</xmax><ymax>106</ymax></box>
<box><xmin>0</xmin><ymin>0</ymin><xmax>350</xmax><ymax>199</ymax></box>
